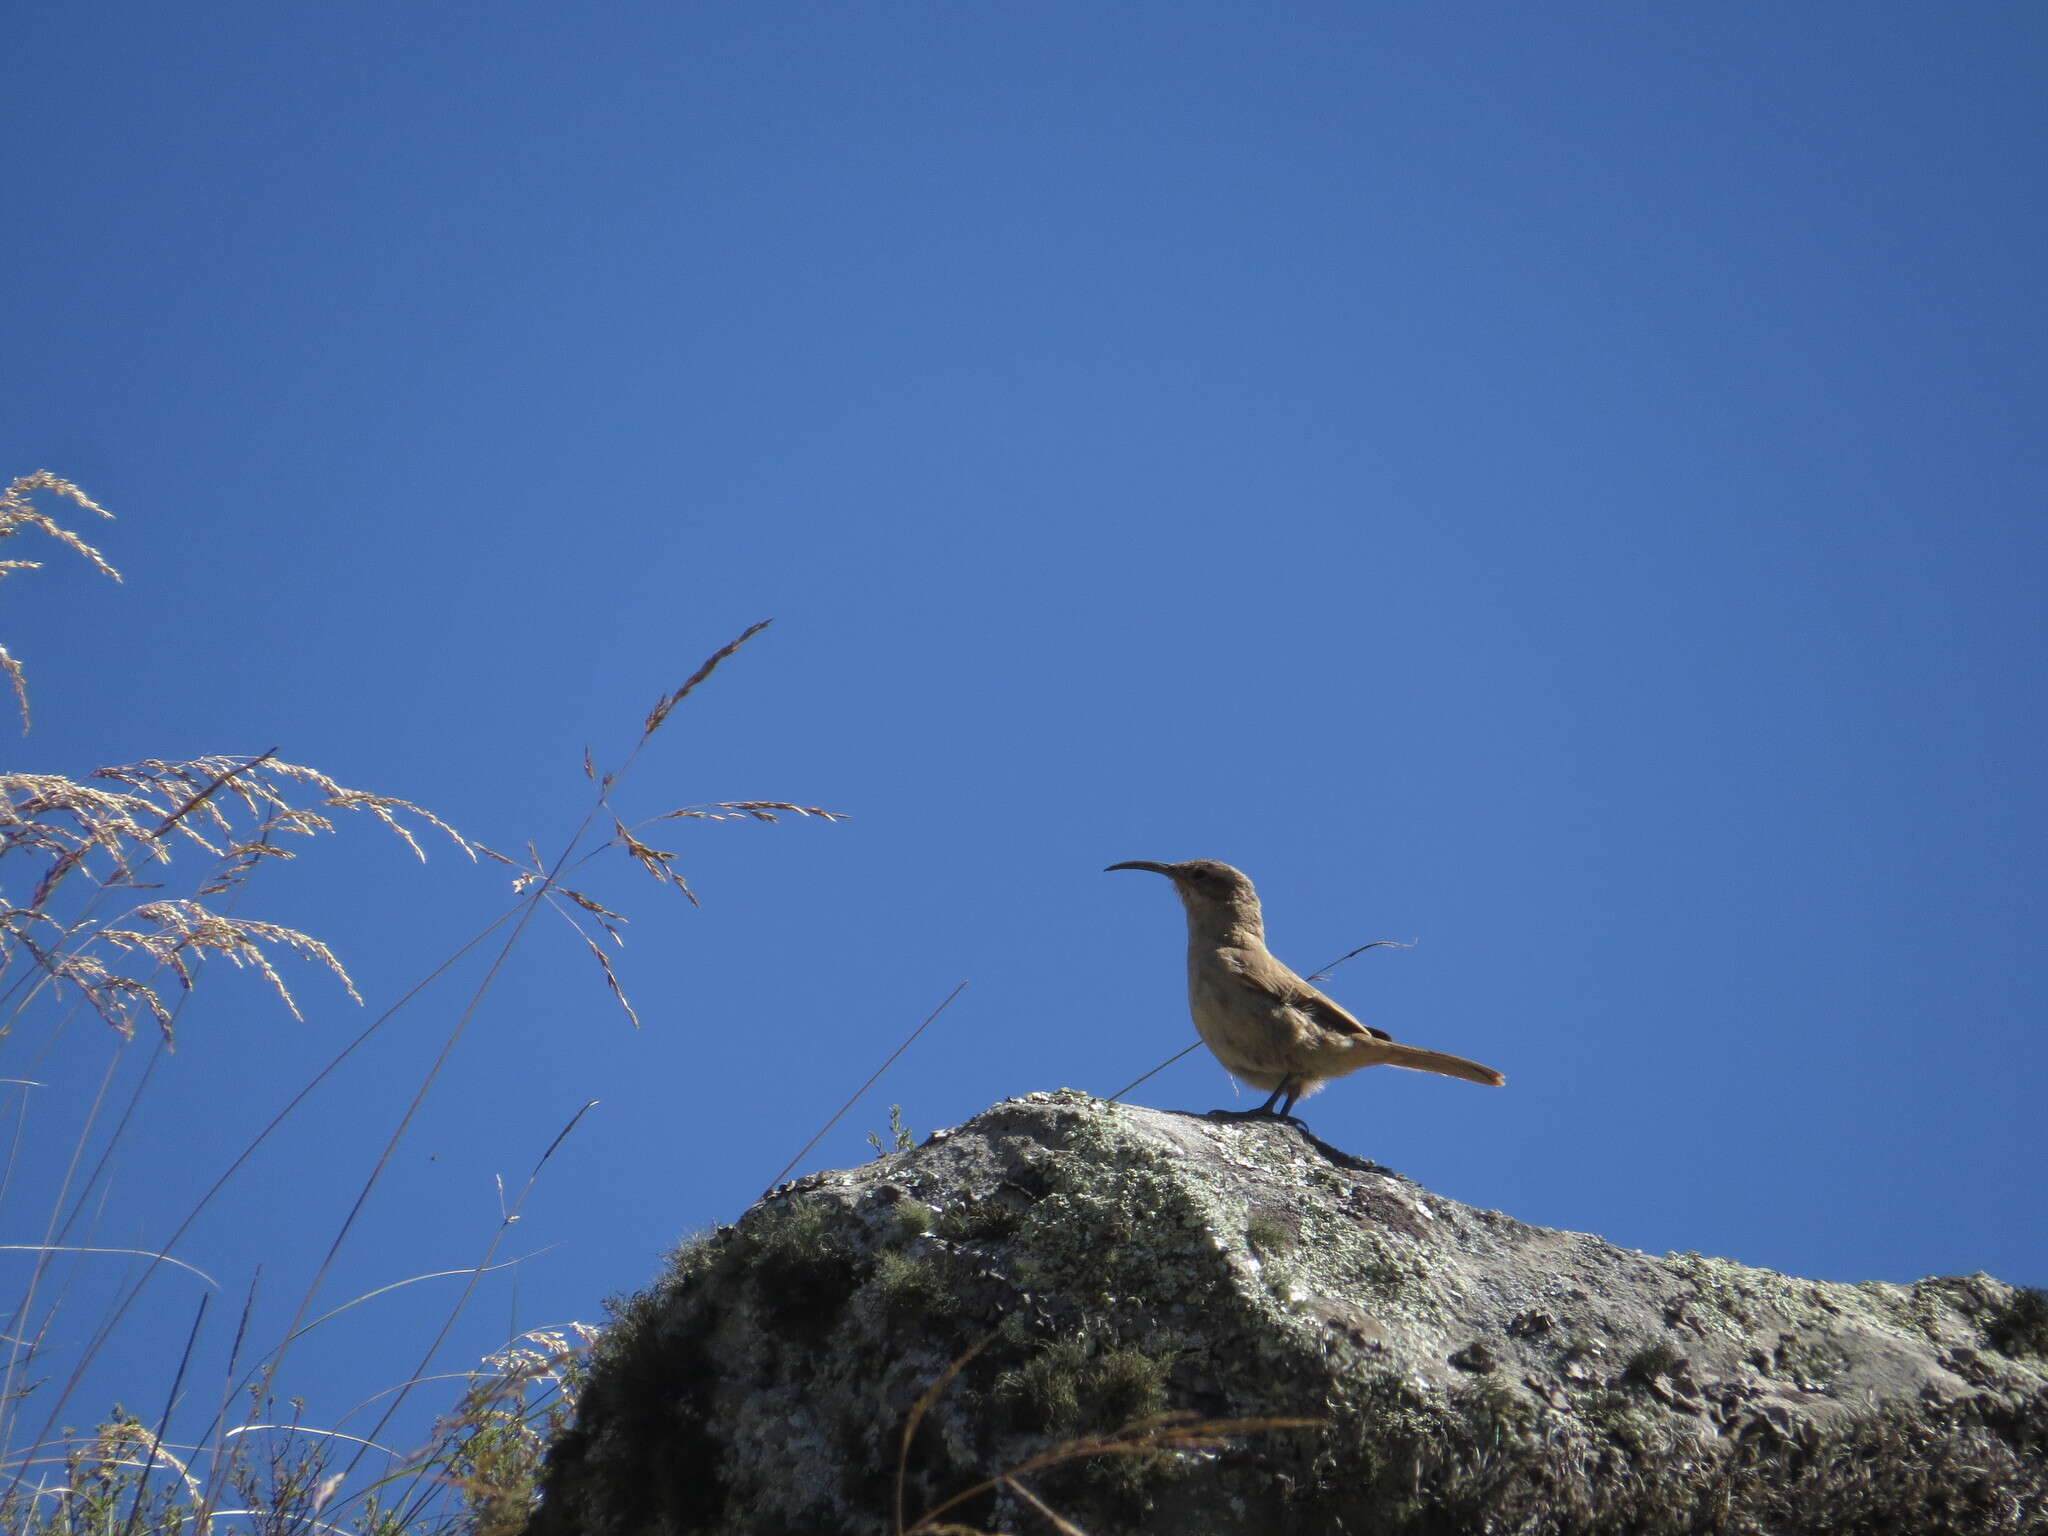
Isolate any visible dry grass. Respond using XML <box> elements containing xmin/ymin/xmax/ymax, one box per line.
<box><xmin>0</xmin><ymin>1324</ymin><xmax>597</xmax><ymax>1536</ymax></box>
<box><xmin>1</xmin><ymin>752</ymin><xmax>466</xmax><ymax>1040</ymax></box>
<box><xmin>0</xmin><ymin>474</ymin><xmax>845</xmax><ymax>1535</ymax></box>
<box><xmin>0</xmin><ymin>472</ymin><xmax>120</xmax><ymax>735</ymax></box>
<box><xmin>899</xmin><ymin>1367</ymin><xmax>1319</xmax><ymax>1536</ymax></box>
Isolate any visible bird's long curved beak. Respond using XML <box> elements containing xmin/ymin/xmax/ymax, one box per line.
<box><xmin>1104</xmin><ymin>860</ymin><xmax>1174</xmax><ymax>875</ymax></box>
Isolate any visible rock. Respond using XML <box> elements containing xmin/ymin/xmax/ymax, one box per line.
<box><xmin>528</xmin><ymin>1090</ymin><xmax>2048</xmax><ymax>1535</ymax></box>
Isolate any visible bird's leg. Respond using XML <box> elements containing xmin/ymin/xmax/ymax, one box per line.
<box><xmin>1213</xmin><ymin>1079</ymin><xmax>1297</xmax><ymax>1121</ymax></box>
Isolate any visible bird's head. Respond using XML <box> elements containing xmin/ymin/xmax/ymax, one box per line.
<box><xmin>1105</xmin><ymin>859</ymin><xmax>1264</xmax><ymax>930</ymax></box>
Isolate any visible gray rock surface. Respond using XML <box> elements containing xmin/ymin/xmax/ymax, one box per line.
<box><xmin>530</xmin><ymin>1090</ymin><xmax>2048</xmax><ymax>1535</ymax></box>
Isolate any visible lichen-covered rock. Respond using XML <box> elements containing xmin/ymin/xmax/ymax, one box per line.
<box><xmin>529</xmin><ymin>1090</ymin><xmax>2048</xmax><ymax>1536</ymax></box>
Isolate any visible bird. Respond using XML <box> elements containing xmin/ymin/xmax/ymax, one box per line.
<box><xmin>1105</xmin><ymin>858</ymin><xmax>1505</xmax><ymax>1119</ymax></box>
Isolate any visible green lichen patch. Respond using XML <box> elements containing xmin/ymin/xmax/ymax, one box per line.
<box><xmin>1327</xmin><ymin>1227</ymin><xmax>1432</xmax><ymax>1307</ymax></box>
<box><xmin>1004</xmin><ymin>1154</ymin><xmax>1235</xmax><ymax>1313</ymax></box>
<box><xmin>1748</xmin><ymin>1332</ymin><xmax>1846</xmax><ymax>1393</ymax></box>
<box><xmin>1245</xmin><ymin>1207</ymin><xmax>1301</xmax><ymax>1258</ymax></box>
<box><xmin>1662</xmin><ymin>1252</ymin><xmax>1806</xmax><ymax>1331</ymax></box>
<box><xmin>1662</xmin><ymin>1250</ymin><xmax>1949</xmax><ymax>1347</ymax></box>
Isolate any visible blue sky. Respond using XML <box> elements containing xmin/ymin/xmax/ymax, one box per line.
<box><xmin>5</xmin><ymin>0</ymin><xmax>2045</xmax><ymax>1478</ymax></box>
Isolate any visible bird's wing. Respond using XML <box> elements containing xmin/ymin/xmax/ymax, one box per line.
<box><xmin>1296</xmin><ymin>988</ymin><xmax>1395</xmax><ymax>1041</ymax></box>
<box><xmin>1221</xmin><ymin>950</ymin><xmax>1394</xmax><ymax>1040</ymax></box>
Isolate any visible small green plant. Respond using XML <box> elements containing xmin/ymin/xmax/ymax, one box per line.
<box><xmin>868</xmin><ymin>1103</ymin><xmax>917</xmax><ymax>1157</ymax></box>
<box><xmin>871</xmin><ymin>1249</ymin><xmax>961</xmax><ymax>1324</ymax></box>
<box><xmin>933</xmin><ymin>1197</ymin><xmax>1022</xmax><ymax>1244</ymax></box>
<box><xmin>1452</xmin><ymin>1373</ymin><xmax>1538</xmax><ymax>1444</ymax></box>
<box><xmin>1984</xmin><ymin>1286</ymin><xmax>2048</xmax><ymax>1358</ymax></box>
<box><xmin>741</xmin><ymin>1200</ymin><xmax>868</xmax><ymax>1342</ymax></box>
<box><xmin>1622</xmin><ymin>1340</ymin><xmax>1686</xmax><ymax>1386</ymax></box>
<box><xmin>889</xmin><ymin>1198</ymin><xmax>936</xmax><ymax>1239</ymax></box>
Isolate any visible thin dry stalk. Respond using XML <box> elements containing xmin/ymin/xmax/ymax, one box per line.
<box><xmin>0</xmin><ymin>1246</ymin><xmax>218</xmax><ymax>1288</ymax></box>
<box><xmin>893</xmin><ymin>1339</ymin><xmax>1319</xmax><ymax>1536</ymax></box>
<box><xmin>641</xmin><ymin>619</ymin><xmax>774</xmax><ymax>739</ymax></box>
<box><xmin>496</xmin><ymin>623</ymin><xmax>845</xmax><ymax>940</ymax></box>
<box><xmin>610</xmin><ymin>818</ymin><xmax>697</xmax><ymax>905</ymax></box>
<box><xmin>653</xmin><ymin>800</ymin><xmax>850</xmax><ymax>825</ymax></box>
<box><xmin>613</xmin><ymin>802</ymin><xmax>849</xmax><ymax>909</ymax></box>
<box><xmin>1001</xmin><ymin>1475</ymin><xmax>1089</xmax><ymax>1536</ymax></box>
<box><xmin>194</xmin><ymin>1276</ymin><xmax>262</xmax><ymax>1532</ymax></box>
<box><xmin>907</xmin><ymin>1415</ymin><xmax>1320</xmax><ymax>1535</ymax></box>
<box><xmin>267</xmin><ymin>1256</ymin><xmax>535</xmax><ymax>1354</ymax></box>
<box><xmin>230</xmin><ymin>905</ymin><xmax>558</xmax><ymax>1479</ymax></box>
<box><xmin>896</xmin><ymin>1333</ymin><xmax>996</xmax><ymax>1536</ymax></box>
<box><xmin>314</xmin><ymin>1102</ymin><xmax>599</xmax><ymax>1528</ymax></box>
<box><xmin>1303</xmin><ymin>937</ymin><xmax>1415</xmax><ymax>984</ymax></box>
<box><xmin>581</xmin><ymin>938</ymin><xmax>640</xmax><ymax>1029</ymax></box>
<box><xmin>118</xmin><ymin>1295</ymin><xmax>207</xmax><ymax>1536</ymax></box>
<box><xmin>1106</xmin><ymin>1042</ymin><xmax>1204</xmax><ymax>1103</ymax></box>
<box><xmin>765</xmin><ymin>980</ymin><xmax>969</xmax><ymax>1194</ymax></box>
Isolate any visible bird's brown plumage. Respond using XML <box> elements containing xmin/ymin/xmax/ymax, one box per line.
<box><xmin>1107</xmin><ymin>858</ymin><xmax>1505</xmax><ymax>1117</ymax></box>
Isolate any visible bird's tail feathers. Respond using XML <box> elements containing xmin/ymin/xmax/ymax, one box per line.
<box><xmin>1372</xmin><ymin>1041</ymin><xmax>1506</xmax><ymax>1087</ymax></box>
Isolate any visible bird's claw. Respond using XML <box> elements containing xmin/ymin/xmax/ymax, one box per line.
<box><xmin>1209</xmin><ymin>1107</ymin><xmax>1307</xmax><ymax>1126</ymax></box>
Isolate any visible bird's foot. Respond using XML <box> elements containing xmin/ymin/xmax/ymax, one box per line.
<box><xmin>1208</xmin><ymin>1107</ymin><xmax>1308</xmax><ymax>1127</ymax></box>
